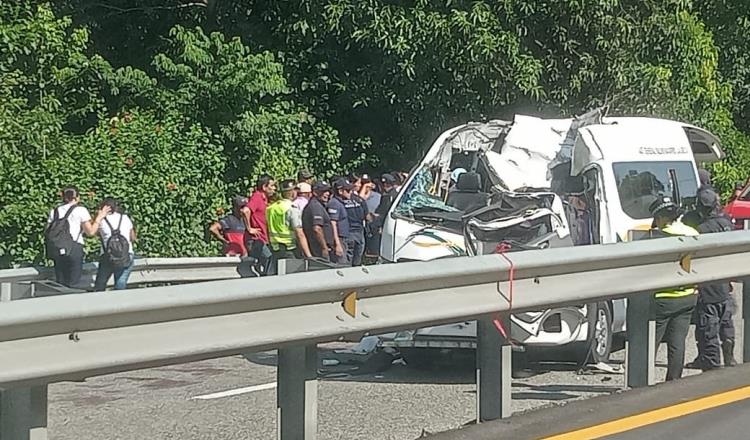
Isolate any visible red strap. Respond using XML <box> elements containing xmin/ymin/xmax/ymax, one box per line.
<box><xmin>492</xmin><ymin>242</ymin><xmax>516</xmax><ymax>345</ymax></box>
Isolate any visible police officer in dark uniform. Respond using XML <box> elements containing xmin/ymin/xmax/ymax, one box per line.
<box><xmin>646</xmin><ymin>196</ymin><xmax>700</xmax><ymax>381</ymax></box>
<box><xmin>343</xmin><ymin>182</ymin><xmax>370</xmax><ymax>266</ymax></box>
<box><xmin>302</xmin><ymin>181</ymin><xmax>335</xmax><ymax>262</ymax></box>
<box><xmin>684</xmin><ymin>189</ymin><xmax>737</xmax><ymax>369</ymax></box>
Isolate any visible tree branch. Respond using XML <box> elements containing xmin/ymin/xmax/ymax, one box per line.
<box><xmin>92</xmin><ymin>1</ymin><xmax>208</xmax><ymax>16</ymax></box>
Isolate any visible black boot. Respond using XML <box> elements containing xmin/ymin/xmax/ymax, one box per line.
<box><xmin>723</xmin><ymin>339</ymin><xmax>737</xmax><ymax>367</ymax></box>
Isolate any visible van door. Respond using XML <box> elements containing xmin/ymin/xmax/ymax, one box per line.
<box><xmin>683</xmin><ymin>125</ymin><xmax>725</xmax><ymax>163</ymax></box>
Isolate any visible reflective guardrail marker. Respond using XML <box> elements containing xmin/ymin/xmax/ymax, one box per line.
<box><xmin>342</xmin><ymin>291</ymin><xmax>357</xmax><ymax>318</ymax></box>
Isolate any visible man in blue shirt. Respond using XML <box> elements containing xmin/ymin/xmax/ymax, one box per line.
<box><xmin>344</xmin><ymin>183</ymin><xmax>370</xmax><ymax>266</ymax></box>
<box><xmin>328</xmin><ymin>179</ymin><xmax>353</xmax><ymax>264</ymax></box>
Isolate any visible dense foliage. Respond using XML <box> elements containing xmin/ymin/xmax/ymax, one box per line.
<box><xmin>3</xmin><ymin>1</ymin><xmax>750</xmax><ymax>267</ymax></box>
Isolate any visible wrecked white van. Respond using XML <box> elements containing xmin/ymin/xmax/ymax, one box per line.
<box><xmin>379</xmin><ymin>109</ymin><xmax>723</xmax><ymax>364</ymax></box>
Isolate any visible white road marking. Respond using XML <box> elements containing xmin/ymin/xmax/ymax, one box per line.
<box><xmin>191</xmin><ymin>382</ymin><xmax>277</xmax><ymax>400</ymax></box>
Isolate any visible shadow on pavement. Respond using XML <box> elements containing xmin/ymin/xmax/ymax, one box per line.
<box><xmin>243</xmin><ymin>346</ymin><xmax>622</xmax><ymax>393</ymax></box>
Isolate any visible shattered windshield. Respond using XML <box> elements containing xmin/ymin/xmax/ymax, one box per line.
<box><xmin>394</xmin><ymin>168</ymin><xmax>460</xmax><ymax>217</ymax></box>
<box><xmin>612</xmin><ymin>161</ymin><xmax>698</xmax><ymax>219</ymax></box>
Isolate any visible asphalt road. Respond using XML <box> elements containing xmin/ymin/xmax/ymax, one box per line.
<box><xmin>608</xmin><ymin>398</ymin><xmax>750</xmax><ymax>440</ymax></box>
<box><xmin>46</xmin><ymin>291</ymin><xmax>742</xmax><ymax>439</ymax></box>
<box><xmin>45</xmin><ymin>336</ymin><xmax>705</xmax><ymax>440</ymax></box>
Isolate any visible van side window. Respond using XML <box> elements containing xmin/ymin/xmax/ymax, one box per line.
<box><xmin>613</xmin><ymin>161</ymin><xmax>698</xmax><ymax>219</ymax></box>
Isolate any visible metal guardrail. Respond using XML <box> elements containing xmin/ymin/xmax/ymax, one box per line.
<box><xmin>0</xmin><ymin>257</ymin><xmax>249</xmax><ymax>298</ymax></box>
<box><xmin>1</xmin><ymin>232</ymin><xmax>750</xmax><ymax>439</ymax></box>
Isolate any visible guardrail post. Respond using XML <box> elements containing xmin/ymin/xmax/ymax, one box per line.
<box><xmin>0</xmin><ymin>385</ymin><xmax>48</xmax><ymax>440</ymax></box>
<box><xmin>476</xmin><ymin>315</ymin><xmax>512</xmax><ymax>421</ymax></box>
<box><xmin>625</xmin><ymin>292</ymin><xmax>655</xmax><ymax>387</ymax></box>
<box><xmin>277</xmin><ymin>345</ymin><xmax>317</xmax><ymax>440</ymax></box>
<box><xmin>741</xmin><ymin>278</ymin><xmax>750</xmax><ymax>364</ymax></box>
<box><xmin>1</xmin><ymin>282</ymin><xmax>11</xmax><ymax>302</ymax></box>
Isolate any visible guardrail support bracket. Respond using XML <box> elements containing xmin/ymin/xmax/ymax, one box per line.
<box><xmin>625</xmin><ymin>292</ymin><xmax>655</xmax><ymax>388</ymax></box>
<box><xmin>277</xmin><ymin>345</ymin><xmax>318</xmax><ymax>440</ymax></box>
<box><xmin>742</xmin><ymin>278</ymin><xmax>750</xmax><ymax>364</ymax></box>
<box><xmin>0</xmin><ymin>282</ymin><xmax>11</xmax><ymax>302</ymax></box>
<box><xmin>0</xmin><ymin>385</ymin><xmax>48</xmax><ymax>440</ymax></box>
<box><xmin>476</xmin><ymin>316</ymin><xmax>512</xmax><ymax>421</ymax></box>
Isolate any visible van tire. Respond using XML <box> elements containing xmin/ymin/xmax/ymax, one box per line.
<box><xmin>588</xmin><ymin>302</ymin><xmax>613</xmax><ymax>364</ymax></box>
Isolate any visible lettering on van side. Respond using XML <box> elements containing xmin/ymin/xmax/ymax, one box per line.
<box><xmin>638</xmin><ymin>146</ymin><xmax>689</xmax><ymax>155</ymax></box>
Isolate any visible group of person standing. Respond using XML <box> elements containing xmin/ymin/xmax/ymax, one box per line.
<box><xmin>45</xmin><ymin>186</ymin><xmax>137</xmax><ymax>290</ymax></box>
<box><xmin>209</xmin><ymin>169</ymin><xmax>406</xmax><ymax>274</ymax></box>
<box><xmin>645</xmin><ymin>168</ymin><xmax>736</xmax><ymax>382</ymax></box>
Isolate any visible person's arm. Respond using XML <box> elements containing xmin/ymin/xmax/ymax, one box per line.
<box><xmin>288</xmin><ymin>208</ymin><xmax>312</xmax><ymax>258</ymax></box>
<box><xmin>209</xmin><ymin>221</ymin><xmax>228</xmax><ymax>244</ymax></box>
<box><xmin>241</xmin><ymin>206</ymin><xmax>261</xmax><ymax>237</ymax></box>
<box><xmin>295</xmin><ymin>227</ymin><xmax>312</xmax><ymax>258</ymax></box>
<box><xmin>312</xmin><ymin>225</ymin><xmax>329</xmax><ymax>258</ymax></box>
<box><xmin>327</xmin><ymin>202</ymin><xmax>344</xmax><ymax>256</ymax></box>
<box><xmin>330</xmin><ymin>220</ymin><xmax>343</xmax><ymax>256</ymax></box>
<box><xmin>82</xmin><ymin>206</ymin><xmax>110</xmax><ymax>236</ymax></box>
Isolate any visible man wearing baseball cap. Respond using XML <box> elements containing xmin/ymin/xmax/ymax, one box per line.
<box><xmin>684</xmin><ymin>189</ymin><xmax>737</xmax><ymax>370</ymax></box>
<box><xmin>374</xmin><ymin>173</ymin><xmax>399</xmax><ymax>222</ymax></box>
<box><xmin>294</xmin><ymin>182</ymin><xmax>312</xmax><ymax>211</ymax></box>
<box><xmin>645</xmin><ymin>195</ymin><xmax>699</xmax><ymax>381</ymax></box>
<box><xmin>267</xmin><ymin>180</ymin><xmax>312</xmax><ymax>266</ymax></box>
<box><xmin>328</xmin><ymin>178</ymin><xmax>354</xmax><ymax>264</ymax></box>
<box><xmin>297</xmin><ymin>169</ymin><xmax>315</xmax><ymax>186</ymax></box>
<box><xmin>302</xmin><ymin>181</ymin><xmax>335</xmax><ymax>261</ymax></box>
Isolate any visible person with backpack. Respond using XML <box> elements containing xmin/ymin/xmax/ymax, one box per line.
<box><xmin>94</xmin><ymin>198</ymin><xmax>137</xmax><ymax>291</ymax></box>
<box><xmin>46</xmin><ymin>186</ymin><xmax>111</xmax><ymax>288</ymax></box>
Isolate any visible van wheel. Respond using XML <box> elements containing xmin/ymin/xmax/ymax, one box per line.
<box><xmin>589</xmin><ymin>302</ymin><xmax>613</xmax><ymax>363</ymax></box>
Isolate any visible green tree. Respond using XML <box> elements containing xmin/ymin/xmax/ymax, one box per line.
<box><xmin>0</xmin><ymin>5</ymin><xmax>227</xmax><ymax>267</ymax></box>
<box><xmin>144</xmin><ymin>26</ymin><xmax>350</xmax><ymax>190</ymax></box>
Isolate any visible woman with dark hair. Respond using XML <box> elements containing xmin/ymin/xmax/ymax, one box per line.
<box><xmin>46</xmin><ymin>186</ymin><xmax>110</xmax><ymax>287</ymax></box>
<box><xmin>94</xmin><ymin>197</ymin><xmax>137</xmax><ymax>291</ymax></box>
<box><xmin>210</xmin><ymin>196</ymin><xmax>252</xmax><ymax>256</ymax></box>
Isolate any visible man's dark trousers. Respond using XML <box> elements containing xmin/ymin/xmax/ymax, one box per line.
<box><xmin>696</xmin><ymin>298</ymin><xmax>735</xmax><ymax>368</ymax></box>
<box><xmin>653</xmin><ymin>294</ymin><xmax>698</xmax><ymax>381</ymax></box>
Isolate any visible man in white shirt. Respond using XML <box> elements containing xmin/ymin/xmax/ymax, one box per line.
<box><xmin>94</xmin><ymin>197</ymin><xmax>137</xmax><ymax>291</ymax></box>
<box><xmin>46</xmin><ymin>186</ymin><xmax>110</xmax><ymax>287</ymax></box>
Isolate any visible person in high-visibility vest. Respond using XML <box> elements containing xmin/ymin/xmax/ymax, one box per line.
<box><xmin>646</xmin><ymin>195</ymin><xmax>699</xmax><ymax>381</ymax></box>
<box><xmin>267</xmin><ymin>180</ymin><xmax>312</xmax><ymax>267</ymax></box>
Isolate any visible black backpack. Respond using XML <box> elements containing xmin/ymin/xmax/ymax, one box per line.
<box><xmin>104</xmin><ymin>216</ymin><xmax>131</xmax><ymax>268</ymax></box>
<box><xmin>45</xmin><ymin>207</ymin><xmax>77</xmax><ymax>258</ymax></box>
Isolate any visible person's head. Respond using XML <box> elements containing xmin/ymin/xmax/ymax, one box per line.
<box><xmin>360</xmin><ymin>173</ymin><xmax>374</xmax><ymax>191</ymax></box>
<box><xmin>232</xmin><ymin>195</ymin><xmax>248</xmax><ymax>216</ymax></box>
<box><xmin>381</xmin><ymin>173</ymin><xmax>397</xmax><ymax>191</ymax></box>
<box><xmin>334</xmin><ymin>178</ymin><xmax>355</xmax><ymax>200</ymax></box>
<box><xmin>697</xmin><ymin>188</ymin><xmax>721</xmax><ymax>216</ymax></box>
<box><xmin>255</xmin><ymin>174</ymin><xmax>276</xmax><ymax>197</ymax></box>
<box><xmin>296</xmin><ymin>182</ymin><xmax>312</xmax><ymax>199</ymax></box>
<box><xmin>698</xmin><ymin>168</ymin><xmax>712</xmax><ymax>186</ymax></box>
<box><xmin>313</xmin><ymin>181</ymin><xmax>332</xmax><ymax>203</ymax></box>
<box><xmin>649</xmin><ymin>195</ymin><xmax>681</xmax><ymax>229</ymax></box>
<box><xmin>390</xmin><ymin>171</ymin><xmax>404</xmax><ymax>187</ymax></box>
<box><xmin>297</xmin><ymin>169</ymin><xmax>314</xmax><ymax>184</ymax></box>
<box><xmin>62</xmin><ymin>186</ymin><xmax>80</xmax><ymax>204</ymax></box>
<box><xmin>98</xmin><ymin>197</ymin><xmax>120</xmax><ymax>213</ymax></box>
<box><xmin>348</xmin><ymin>173</ymin><xmax>362</xmax><ymax>193</ymax></box>
<box><xmin>568</xmin><ymin>195</ymin><xmax>587</xmax><ymax>211</ymax></box>
<box><xmin>279</xmin><ymin>179</ymin><xmax>297</xmax><ymax>201</ymax></box>
<box><xmin>451</xmin><ymin>168</ymin><xmax>467</xmax><ymax>184</ymax></box>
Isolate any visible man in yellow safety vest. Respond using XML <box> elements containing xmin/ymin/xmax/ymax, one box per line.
<box><xmin>267</xmin><ymin>180</ymin><xmax>312</xmax><ymax>267</ymax></box>
<box><xmin>646</xmin><ymin>195</ymin><xmax>699</xmax><ymax>381</ymax></box>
